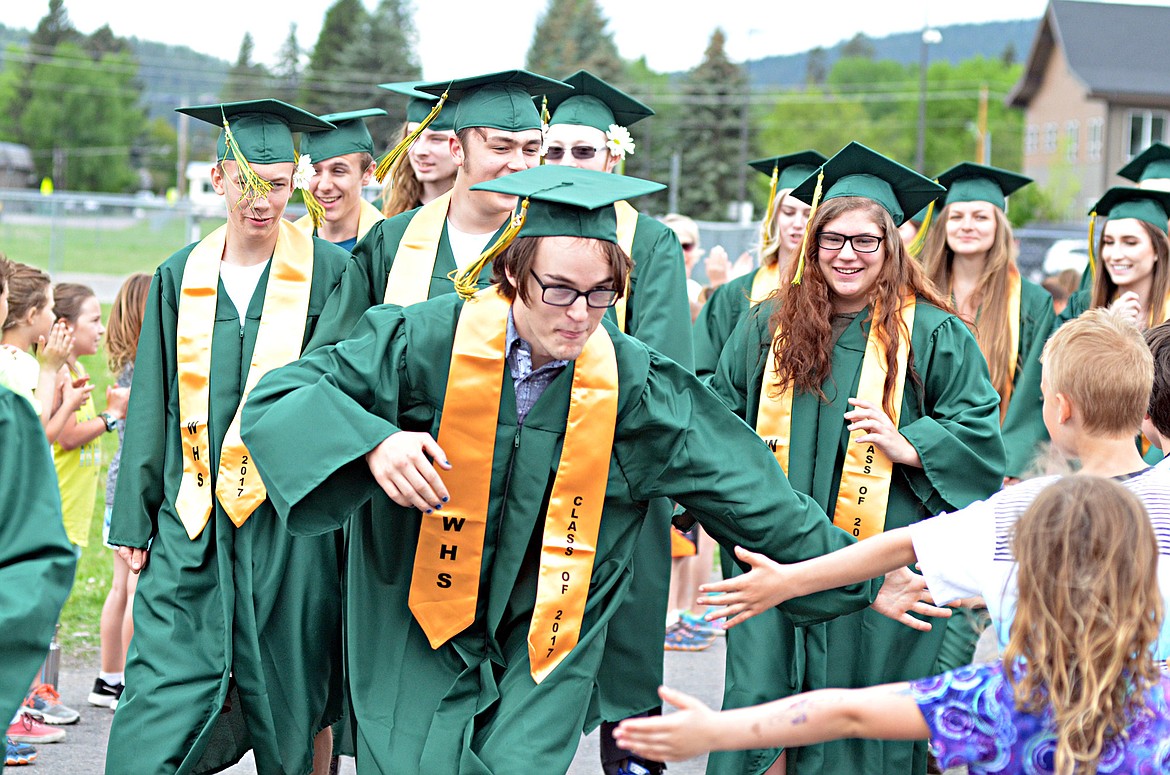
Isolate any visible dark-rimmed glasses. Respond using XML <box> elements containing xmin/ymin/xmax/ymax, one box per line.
<box><xmin>529</xmin><ymin>270</ymin><xmax>619</xmax><ymax>308</ymax></box>
<box><xmin>816</xmin><ymin>232</ymin><xmax>883</xmax><ymax>253</ymax></box>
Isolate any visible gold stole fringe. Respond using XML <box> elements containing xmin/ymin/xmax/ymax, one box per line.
<box><xmin>756</xmin><ymin>297</ymin><xmax>916</xmax><ymax>541</ymax></box>
<box><xmin>612</xmin><ymin>200</ymin><xmax>639</xmax><ymax>332</ymax></box>
<box><xmin>175</xmin><ymin>221</ymin><xmax>314</xmax><ymax>539</ymax></box>
<box><xmin>749</xmin><ymin>262</ymin><xmax>781</xmax><ymax>306</ymax></box>
<box><xmin>407</xmin><ymin>287</ymin><xmax>619</xmax><ymax>683</ymax></box>
<box><xmin>384</xmin><ymin>190</ymin><xmax>453</xmax><ymax>305</ymax></box>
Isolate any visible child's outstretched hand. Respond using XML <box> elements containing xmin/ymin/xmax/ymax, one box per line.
<box><xmin>871</xmin><ymin>566</ymin><xmax>953</xmax><ymax>631</ymax></box>
<box><xmin>59</xmin><ymin>372</ymin><xmax>93</xmax><ymax>413</ymax></box>
<box><xmin>696</xmin><ymin>545</ymin><xmax>790</xmax><ymax>628</ymax></box>
<box><xmin>38</xmin><ymin>320</ymin><xmax>73</xmax><ymax>370</ymax></box>
<box><xmin>613</xmin><ymin>686</ymin><xmax>717</xmax><ymax>762</ymax></box>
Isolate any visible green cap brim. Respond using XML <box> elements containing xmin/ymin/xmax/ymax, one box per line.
<box><xmin>1090</xmin><ymin>186</ymin><xmax>1170</xmax><ymax>233</ymax></box>
<box><xmin>1118</xmin><ymin>143</ymin><xmax>1170</xmax><ymax>183</ymax></box>
<box><xmin>415</xmin><ymin>70</ymin><xmax>572</xmax><ymax>133</ymax></box>
<box><xmin>301</xmin><ymin>109</ymin><xmax>386</xmax><ymax>161</ymax></box>
<box><xmin>471</xmin><ymin>165</ymin><xmax>665</xmax><ymax>242</ymax></box>
<box><xmin>748</xmin><ymin>151</ymin><xmax>829</xmax><ymax>191</ymax></box>
<box><xmin>790</xmin><ymin>142</ymin><xmax>945</xmax><ymax>227</ymax></box>
<box><xmin>177</xmin><ymin>99</ymin><xmax>334</xmax><ymax>165</ymax></box>
<box><xmin>379</xmin><ymin>81</ymin><xmax>456</xmax><ymax>131</ymax></box>
<box><xmin>936</xmin><ymin>162</ymin><xmax>1032</xmax><ymax>209</ymax></box>
<box><xmin>545</xmin><ymin>70</ymin><xmax>654</xmax><ymax>132</ymax></box>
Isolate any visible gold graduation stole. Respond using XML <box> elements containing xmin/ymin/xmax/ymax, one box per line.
<box><xmin>756</xmin><ymin>297</ymin><xmax>916</xmax><ymax>541</ymax></box>
<box><xmin>749</xmin><ymin>262</ymin><xmax>781</xmax><ymax>305</ymax></box>
<box><xmin>175</xmin><ymin>221</ymin><xmax>314</xmax><ymax>539</ymax></box>
<box><xmin>407</xmin><ymin>286</ymin><xmax>619</xmax><ymax>683</ymax></box>
<box><xmin>612</xmin><ymin>200</ymin><xmax>639</xmax><ymax>332</ymax></box>
<box><xmin>384</xmin><ymin>190</ymin><xmax>452</xmax><ymax>305</ymax></box>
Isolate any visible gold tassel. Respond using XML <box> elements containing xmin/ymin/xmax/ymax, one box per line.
<box><xmin>760</xmin><ymin>162</ymin><xmax>780</xmax><ymax>253</ymax></box>
<box><xmin>791</xmin><ymin>170</ymin><xmax>824</xmax><ymax>285</ymax></box>
<box><xmin>295</xmin><ymin>151</ymin><xmax>326</xmax><ymax>230</ymax></box>
<box><xmin>374</xmin><ymin>89</ymin><xmax>449</xmax><ymax>183</ymax></box>
<box><xmin>450</xmin><ymin>199</ymin><xmax>530</xmax><ymax>299</ymax></box>
<box><xmin>540</xmin><ymin>95</ymin><xmax>550</xmax><ymax>126</ymax></box>
<box><xmin>906</xmin><ymin>197</ymin><xmax>936</xmax><ymax>258</ymax></box>
<box><xmin>222</xmin><ymin>115</ymin><xmax>272</xmax><ymax>207</ymax></box>
<box><xmin>1087</xmin><ymin>210</ymin><xmax>1098</xmax><ymax>282</ymax></box>
<box><xmin>539</xmin><ymin>96</ymin><xmax>551</xmax><ymax>167</ymax></box>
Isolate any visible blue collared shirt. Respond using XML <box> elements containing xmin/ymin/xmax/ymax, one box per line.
<box><xmin>506</xmin><ymin>310</ymin><xmax>568</xmax><ymax>425</ymax></box>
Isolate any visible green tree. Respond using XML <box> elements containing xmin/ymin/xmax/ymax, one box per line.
<box><xmin>614</xmin><ymin>56</ymin><xmax>674</xmax><ymax>213</ymax></box>
<box><xmin>85</xmin><ymin>24</ymin><xmax>130</xmax><ymax>58</ymax></box>
<box><xmin>272</xmin><ymin>23</ymin><xmax>303</xmax><ymax>106</ymax></box>
<box><xmin>140</xmin><ymin>116</ymin><xmax>178</xmax><ymax>193</ymax></box>
<box><xmin>675</xmin><ymin>28</ymin><xmax>750</xmax><ymax>221</ymax></box>
<box><xmin>300</xmin><ymin>0</ymin><xmax>369</xmax><ymax>115</ymax></box>
<box><xmin>840</xmin><ymin>32</ymin><xmax>875</xmax><ymax>60</ymax></box>
<box><xmin>805</xmin><ymin>46</ymin><xmax>828</xmax><ymax>86</ymax></box>
<box><xmin>14</xmin><ymin>0</ymin><xmax>80</xmax><ymax>129</ymax></box>
<box><xmin>221</xmin><ymin>33</ymin><xmax>272</xmax><ymax>102</ymax></box>
<box><xmin>20</xmin><ymin>41</ymin><xmax>144</xmax><ymax>191</ymax></box>
<box><xmin>340</xmin><ymin>0</ymin><xmax>422</xmax><ymax>126</ymax></box>
<box><xmin>526</xmin><ymin>0</ymin><xmax>623</xmax><ymax>81</ymax></box>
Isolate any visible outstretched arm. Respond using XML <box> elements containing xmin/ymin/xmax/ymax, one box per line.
<box><xmin>613</xmin><ymin>683</ymin><xmax>929</xmax><ymax>762</ymax></box>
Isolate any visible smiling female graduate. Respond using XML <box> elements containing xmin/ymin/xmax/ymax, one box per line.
<box><xmin>236</xmin><ymin>165</ymin><xmax>914</xmax><ymax>774</ymax></box>
<box><xmin>293</xmin><ymin>108</ymin><xmax>387</xmax><ymax>251</ymax></box>
<box><xmin>703</xmin><ymin>143</ymin><xmax>1005</xmax><ymax>775</ymax></box>
<box><xmin>104</xmin><ymin>100</ymin><xmax>352</xmax><ymax>775</ymax></box>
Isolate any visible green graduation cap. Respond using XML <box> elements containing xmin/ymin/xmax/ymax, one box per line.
<box><xmin>177</xmin><ymin>99</ymin><xmax>334</xmax><ymax>166</ymax></box>
<box><xmin>379</xmin><ymin>81</ymin><xmax>456</xmax><ymax>132</ymax></box>
<box><xmin>1118</xmin><ymin>143</ymin><xmax>1170</xmax><ymax>187</ymax></box>
<box><xmin>1089</xmin><ymin>186</ymin><xmax>1170</xmax><ymax>234</ymax></box>
<box><xmin>300</xmin><ymin>108</ymin><xmax>387</xmax><ymax>162</ymax></box>
<box><xmin>415</xmin><ymin>69</ymin><xmax>572</xmax><ymax>133</ymax></box>
<box><xmin>452</xmin><ymin>166</ymin><xmax>664</xmax><ymax>297</ymax></box>
<box><xmin>790</xmin><ymin>141</ymin><xmax>945</xmax><ymax>227</ymax></box>
<box><xmin>748</xmin><ymin>150</ymin><xmax>829</xmax><ymax>192</ymax></box>
<box><xmin>935</xmin><ymin>162</ymin><xmax>1031</xmax><ymax>210</ymax></box>
<box><xmin>544</xmin><ymin>70</ymin><xmax>654</xmax><ymax>132</ymax></box>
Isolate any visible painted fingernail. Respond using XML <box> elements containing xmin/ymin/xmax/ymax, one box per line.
<box><xmin>434</xmin><ymin>503</ymin><xmax>443</xmax><ymax>510</ymax></box>
<box><xmin>442</xmin><ymin>496</ymin><xmax>449</xmax><ymax>502</ymax></box>
<box><xmin>426</xmin><ymin>509</ymin><xmax>433</xmax><ymax>514</ymax></box>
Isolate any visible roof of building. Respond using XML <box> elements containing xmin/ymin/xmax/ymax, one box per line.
<box><xmin>1009</xmin><ymin>0</ymin><xmax>1170</xmax><ymax>107</ymax></box>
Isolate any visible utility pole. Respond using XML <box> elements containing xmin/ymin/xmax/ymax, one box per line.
<box><xmin>976</xmin><ymin>85</ymin><xmax>989</xmax><ymax>164</ymax></box>
<box><xmin>916</xmin><ymin>27</ymin><xmax>942</xmax><ymax>173</ymax></box>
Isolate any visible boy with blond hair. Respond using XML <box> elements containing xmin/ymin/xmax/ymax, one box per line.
<box><xmin>701</xmin><ymin>307</ymin><xmax>1170</xmax><ymax>661</ymax></box>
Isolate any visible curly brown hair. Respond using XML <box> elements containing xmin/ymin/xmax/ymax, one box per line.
<box><xmin>1005</xmin><ymin>476</ymin><xmax>1162</xmax><ymax>775</ymax></box>
<box><xmin>768</xmin><ymin>197</ymin><xmax>951</xmax><ymax>417</ymax></box>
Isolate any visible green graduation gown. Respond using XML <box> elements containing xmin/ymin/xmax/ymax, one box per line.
<box><xmin>999</xmin><ymin>278</ymin><xmax>1056</xmax><ymax>479</ymax></box>
<box><xmin>705</xmin><ymin>299</ymin><xmax>1005</xmax><ymax>775</ymax></box>
<box><xmin>105</xmin><ymin>236</ymin><xmax>350</xmax><ymax>775</ymax></box>
<box><xmin>0</xmin><ymin>386</ymin><xmax>76</xmax><ymax>723</ymax></box>
<box><xmin>592</xmin><ymin>212</ymin><xmax>697</xmax><ymax>728</ymax></box>
<box><xmin>692</xmin><ymin>269</ymin><xmax>758</xmax><ymax>379</ymax></box>
<box><xmin>240</xmin><ymin>295</ymin><xmax>879</xmax><ymax>775</ymax></box>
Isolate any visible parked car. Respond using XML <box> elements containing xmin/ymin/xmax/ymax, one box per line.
<box><xmin>1043</xmin><ymin>238</ymin><xmax>1090</xmax><ymax>275</ymax></box>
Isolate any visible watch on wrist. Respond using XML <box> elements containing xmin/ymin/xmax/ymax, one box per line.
<box><xmin>100</xmin><ymin>412</ymin><xmax>117</xmax><ymax>432</ymax></box>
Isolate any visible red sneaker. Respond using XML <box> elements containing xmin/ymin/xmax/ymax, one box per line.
<box><xmin>6</xmin><ymin>713</ymin><xmax>66</xmax><ymax>744</ymax></box>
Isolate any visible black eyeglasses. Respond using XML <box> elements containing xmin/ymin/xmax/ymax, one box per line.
<box><xmin>529</xmin><ymin>270</ymin><xmax>619</xmax><ymax>308</ymax></box>
<box><xmin>544</xmin><ymin>145</ymin><xmax>604</xmax><ymax>161</ymax></box>
<box><xmin>816</xmin><ymin>232</ymin><xmax>883</xmax><ymax>253</ymax></box>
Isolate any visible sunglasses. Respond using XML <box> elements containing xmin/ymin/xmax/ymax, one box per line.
<box><xmin>544</xmin><ymin>145</ymin><xmax>604</xmax><ymax>161</ymax></box>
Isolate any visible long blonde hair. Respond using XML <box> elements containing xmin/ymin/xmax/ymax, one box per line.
<box><xmin>1004</xmin><ymin>476</ymin><xmax>1162</xmax><ymax>775</ymax></box>
<box><xmin>758</xmin><ymin>189</ymin><xmax>796</xmax><ymax>268</ymax></box>
<box><xmin>106</xmin><ymin>273</ymin><xmax>151</xmax><ymax>374</ymax></box>
<box><xmin>381</xmin><ymin>121</ymin><xmax>425</xmax><ymax>218</ymax></box>
<box><xmin>920</xmin><ymin>203</ymin><xmax>1018</xmax><ymax>399</ymax></box>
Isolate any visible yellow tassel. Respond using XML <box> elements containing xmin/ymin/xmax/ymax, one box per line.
<box><xmin>374</xmin><ymin>89</ymin><xmax>449</xmax><ymax>183</ymax></box>
<box><xmin>222</xmin><ymin>116</ymin><xmax>272</xmax><ymax>208</ymax></box>
<box><xmin>1087</xmin><ymin>211</ymin><xmax>1097</xmax><ymax>282</ymax></box>
<box><xmin>295</xmin><ymin>151</ymin><xmax>326</xmax><ymax>230</ymax></box>
<box><xmin>791</xmin><ymin>170</ymin><xmax>824</xmax><ymax>285</ymax></box>
<box><xmin>760</xmin><ymin>162</ymin><xmax>780</xmax><ymax>252</ymax></box>
<box><xmin>906</xmin><ymin>197</ymin><xmax>936</xmax><ymax>258</ymax></box>
<box><xmin>450</xmin><ymin>199</ymin><xmax>529</xmax><ymax>299</ymax></box>
<box><xmin>541</xmin><ymin>95</ymin><xmax>550</xmax><ymax>126</ymax></box>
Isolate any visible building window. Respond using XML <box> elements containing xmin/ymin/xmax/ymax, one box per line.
<box><xmin>1025</xmin><ymin>124</ymin><xmax>1039</xmax><ymax>155</ymax></box>
<box><xmin>1066</xmin><ymin>120</ymin><xmax>1080</xmax><ymax>161</ymax></box>
<box><xmin>1128</xmin><ymin>109</ymin><xmax>1169</xmax><ymax>158</ymax></box>
<box><xmin>1044</xmin><ymin>122</ymin><xmax>1058</xmax><ymax>153</ymax></box>
<box><xmin>1088</xmin><ymin>118</ymin><xmax>1103</xmax><ymax>161</ymax></box>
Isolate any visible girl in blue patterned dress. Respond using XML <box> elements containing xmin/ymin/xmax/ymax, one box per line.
<box><xmin>615</xmin><ymin>476</ymin><xmax>1170</xmax><ymax>774</ymax></box>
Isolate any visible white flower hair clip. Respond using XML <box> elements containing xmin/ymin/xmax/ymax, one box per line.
<box><xmin>293</xmin><ymin>154</ymin><xmax>316</xmax><ymax>190</ymax></box>
<box><xmin>539</xmin><ymin>122</ymin><xmax>551</xmax><ymax>158</ymax></box>
<box><xmin>605</xmin><ymin>124</ymin><xmax>635</xmax><ymax>159</ymax></box>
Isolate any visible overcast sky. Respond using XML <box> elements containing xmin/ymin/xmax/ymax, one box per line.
<box><xmin>7</xmin><ymin>0</ymin><xmax>1167</xmax><ymax>78</ymax></box>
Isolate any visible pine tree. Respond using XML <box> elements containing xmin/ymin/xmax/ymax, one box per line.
<box><xmin>300</xmin><ymin>0</ymin><xmax>369</xmax><ymax>115</ymax></box>
<box><xmin>222</xmin><ymin>33</ymin><xmax>272</xmax><ymax>102</ymax></box>
<box><xmin>805</xmin><ymin>47</ymin><xmax>828</xmax><ymax>86</ymax></box>
<box><xmin>840</xmin><ymin>32</ymin><xmax>876</xmax><ymax>60</ymax></box>
<box><xmin>340</xmin><ymin>0</ymin><xmax>422</xmax><ymax>129</ymax></box>
<box><xmin>525</xmin><ymin>0</ymin><xmax>622</xmax><ymax>81</ymax></box>
<box><xmin>273</xmin><ymin>23</ymin><xmax>303</xmax><ymax>106</ymax></box>
<box><xmin>675</xmin><ymin>29</ymin><xmax>749</xmax><ymax>221</ymax></box>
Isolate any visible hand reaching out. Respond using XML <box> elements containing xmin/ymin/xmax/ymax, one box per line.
<box><xmin>870</xmin><ymin>566</ymin><xmax>952</xmax><ymax>631</ymax></box>
<box><xmin>695</xmin><ymin>546</ymin><xmax>791</xmax><ymax>628</ymax></box>
<box><xmin>613</xmin><ymin>686</ymin><xmax>718</xmax><ymax>762</ymax></box>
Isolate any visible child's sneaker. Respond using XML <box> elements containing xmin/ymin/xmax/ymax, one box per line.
<box><xmin>88</xmin><ymin>677</ymin><xmax>124</xmax><ymax>709</ymax></box>
<box><xmin>5</xmin><ymin>736</ymin><xmax>37</xmax><ymax>766</ymax></box>
<box><xmin>21</xmin><ymin>683</ymin><xmax>79</xmax><ymax>724</ymax></box>
<box><xmin>680</xmin><ymin>609</ymin><xmax>724</xmax><ymax>637</ymax></box>
<box><xmin>663</xmin><ymin>619</ymin><xmax>716</xmax><ymax>652</ymax></box>
<box><xmin>7</xmin><ymin>713</ymin><xmax>66</xmax><ymax>744</ymax></box>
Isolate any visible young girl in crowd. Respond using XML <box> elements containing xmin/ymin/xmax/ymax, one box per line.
<box><xmin>616</xmin><ymin>476</ymin><xmax>1170</xmax><ymax>774</ymax></box>
<box><xmin>89</xmin><ymin>273</ymin><xmax>150</xmax><ymax>711</ymax></box>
